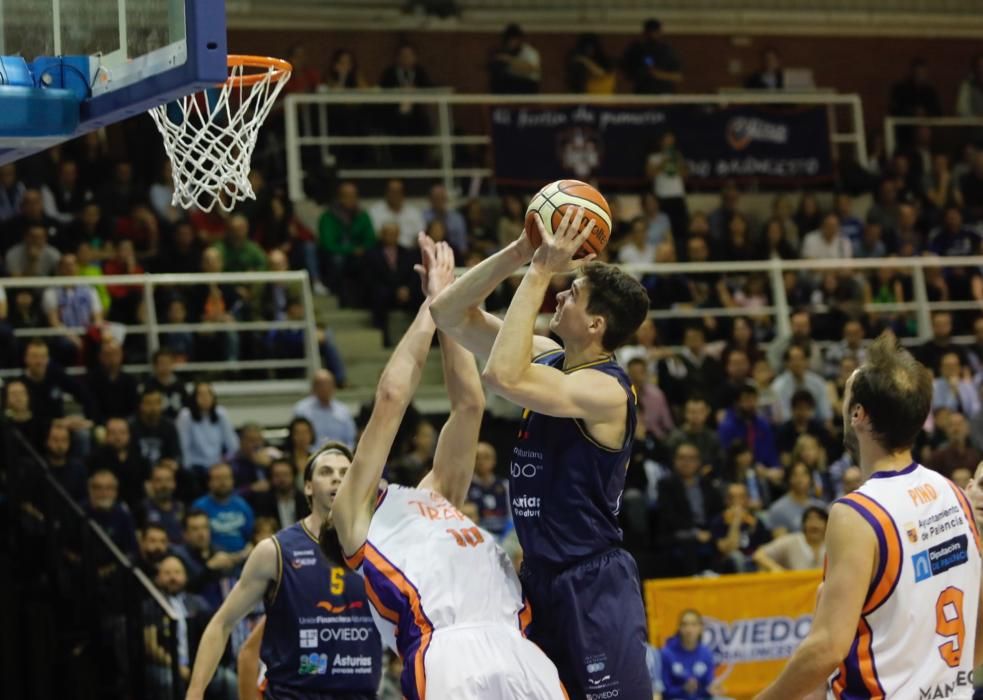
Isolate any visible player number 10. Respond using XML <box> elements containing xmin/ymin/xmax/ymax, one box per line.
<box><xmin>447</xmin><ymin>527</ymin><xmax>484</xmax><ymax>548</ymax></box>
<box><xmin>935</xmin><ymin>586</ymin><xmax>965</xmax><ymax>668</ymax></box>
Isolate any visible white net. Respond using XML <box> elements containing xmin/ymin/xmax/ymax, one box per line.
<box><xmin>148</xmin><ymin>58</ymin><xmax>291</xmax><ymax>213</ymax></box>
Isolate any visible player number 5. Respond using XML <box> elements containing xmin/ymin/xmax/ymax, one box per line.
<box><xmin>935</xmin><ymin>586</ymin><xmax>965</xmax><ymax>668</ymax></box>
<box><xmin>331</xmin><ymin>567</ymin><xmax>345</xmax><ymax>595</ymax></box>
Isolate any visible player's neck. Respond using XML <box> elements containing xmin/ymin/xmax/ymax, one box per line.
<box><xmin>861</xmin><ymin>447</ymin><xmax>914</xmax><ymax>479</ymax></box>
<box><xmin>304</xmin><ymin>511</ymin><xmax>325</xmax><ymax>536</ymax></box>
<box><xmin>561</xmin><ymin>340</ymin><xmax>609</xmax><ymax>369</ymax></box>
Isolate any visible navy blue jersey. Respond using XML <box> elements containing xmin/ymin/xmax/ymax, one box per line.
<box><xmin>466</xmin><ymin>477</ymin><xmax>510</xmax><ymax>535</ymax></box>
<box><xmin>261</xmin><ymin>521</ymin><xmax>382</xmax><ymax>695</ymax></box>
<box><xmin>510</xmin><ymin>350</ymin><xmax>636</xmax><ymax>565</ymax></box>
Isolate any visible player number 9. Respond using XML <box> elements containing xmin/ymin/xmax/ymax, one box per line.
<box><xmin>935</xmin><ymin>586</ymin><xmax>965</xmax><ymax>668</ymax></box>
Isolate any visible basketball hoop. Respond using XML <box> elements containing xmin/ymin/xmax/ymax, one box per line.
<box><xmin>149</xmin><ymin>55</ymin><xmax>292</xmax><ymax>213</ymax></box>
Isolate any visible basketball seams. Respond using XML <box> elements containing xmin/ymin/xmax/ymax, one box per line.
<box><xmin>525</xmin><ymin>179</ymin><xmax>611</xmax><ymax>257</ymax></box>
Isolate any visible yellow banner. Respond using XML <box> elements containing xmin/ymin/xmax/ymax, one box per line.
<box><xmin>645</xmin><ymin>570</ymin><xmax>822</xmax><ymax>700</ymax></box>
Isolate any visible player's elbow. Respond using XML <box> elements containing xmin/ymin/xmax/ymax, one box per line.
<box><xmin>810</xmin><ymin>632</ymin><xmax>850</xmax><ymax>672</ymax></box>
<box><xmin>429</xmin><ymin>292</ymin><xmax>459</xmax><ymax>328</ymax></box>
<box><xmin>480</xmin><ymin>366</ymin><xmax>512</xmax><ymax>393</ymax></box>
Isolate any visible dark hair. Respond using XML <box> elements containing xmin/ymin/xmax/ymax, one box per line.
<box><xmin>801</xmin><ymin>506</ymin><xmax>829</xmax><ymax>528</ymax></box>
<box><xmin>582</xmin><ymin>262</ymin><xmax>650</xmax><ymax>351</ymax></box>
<box><xmin>141</xmin><ymin>386</ymin><xmax>163</xmax><ymax>402</ymax></box>
<box><xmin>847</xmin><ymin>333</ymin><xmax>933</xmax><ymax>452</ymax></box>
<box><xmin>673</xmin><ymin>440</ymin><xmax>700</xmax><ymax>459</ymax></box>
<box><xmin>152</xmin><ymin>347</ymin><xmax>175</xmax><ymax>364</ymax></box>
<box><xmin>270</xmin><ymin>457</ymin><xmax>296</xmax><ymax>476</ymax></box>
<box><xmin>790</xmin><ymin>389</ymin><xmax>816</xmax><ymax>409</ymax></box>
<box><xmin>285</xmin><ymin>417</ymin><xmax>316</xmax><ymax>450</ymax></box>
<box><xmin>141</xmin><ymin>523</ymin><xmax>169</xmax><ymax>538</ymax></box>
<box><xmin>626</xmin><ymin>357</ymin><xmax>647</xmax><ymax>370</ymax></box>
<box><xmin>503</xmin><ymin>23</ymin><xmax>524</xmax><ymax>40</ymax></box>
<box><xmin>724</xmin><ymin>439</ymin><xmax>753</xmax><ymax>481</ymax></box>
<box><xmin>182</xmin><ymin>508</ymin><xmax>209</xmax><ymax>529</ymax></box>
<box><xmin>329</xmin><ymin>49</ymin><xmax>359</xmax><ymax>87</ymax></box>
<box><xmin>304</xmin><ymin>441</ymin><xmax>355</xmax><ymax>483</ymax></box>
<box><xmin>644</xmin><ymin>18</ymin><xmax>662</xmax><ymax>33</ymax></box>
<box><xmin>189</xmin><ymin>382</ymin><xmax>219</xmax><ymax>423</ymax></box>
<box><xmin>784</xmin><ymin>343</ymin><xmax>807</xmax><ymax>362</ymax></box>
<box><xmin>786</xmin><ymin>461</ymin><xmax>812</xmax><ymax>485</ymax></box>
<box><xmin>738</xmin><ymin>382</ymin><xmax>758</xmax><ymax>399</ymax></box>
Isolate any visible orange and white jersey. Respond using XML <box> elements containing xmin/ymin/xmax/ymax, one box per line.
<box><xmin>829</xmin><ymin>463</ymin><xmax>981</xmax><ymax>700</ymax></box>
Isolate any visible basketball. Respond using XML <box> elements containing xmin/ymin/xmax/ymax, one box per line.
<box><xmin>524</xmin><ymin>179</ymin><xmax>613</xmax><ymax>258</ymax></box>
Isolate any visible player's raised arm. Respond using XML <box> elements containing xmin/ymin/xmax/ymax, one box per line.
<box><xmin>481</xmin><ymin>209</ymin><xmax>625</xmax><ymax>422</ymax></box>
<box><xmin>331</xmin><ymin>235</ymin><xmax>448</xmax><ymax>558</ymax></box>
<box><xmin>186</xmin><ymin>539</ymin><xmax>278</xmax><ymax>700</ymax></box>
<box><xmin>430</xmin><ymin>226</ymin><xmax>559</xmax><ymax>360</ymax></box>
<box><xmin>754</xmin><ymin>502</ymin><xmax>875</xmax><ymax>700</ymax></box>
<box><xmin>416</xmin><ymin>242</ymin><xmax>486</xmax><ymax>507</ymax></box>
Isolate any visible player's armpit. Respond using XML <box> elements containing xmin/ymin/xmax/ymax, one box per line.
<box><xmin>482</xmin><ymin>363</ymin><xmax>626</xmax><ymax>422</ymax></box>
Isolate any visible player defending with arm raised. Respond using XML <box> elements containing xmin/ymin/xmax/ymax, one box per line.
<box><xmin>330</xmin><ymin>236</ymin><xmax>565</xmax><ymax>699</ymax></box>
<box><xmin>756</xmin><ymin>334</ymin><xmax>983</xmax><ymax>700</ymax></box>
<box><xmin>432</xmin><ymin>208</ymin><xmax>652</xmax><ymax>699</ymax></box>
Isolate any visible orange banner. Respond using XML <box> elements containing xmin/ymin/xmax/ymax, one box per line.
<box><xmin>645</xmin><ymin>570</ymin><xmax>822</xmax><ymax>700</ymax></box>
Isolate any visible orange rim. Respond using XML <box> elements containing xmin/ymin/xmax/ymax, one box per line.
<box><xmin>226</xmin><ymin>55</ymin><xmax>292</xmax><ymax>87</ymax></box>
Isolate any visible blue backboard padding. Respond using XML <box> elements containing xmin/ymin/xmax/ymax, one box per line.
<box><xmin>31</xmin><ymin>56</ymin><xmax>93</xmax><ymax>102</ymax></box>
<box><xmin>0</xmin><ymin>57</ymin><xmax>33</xmax><ymax>87</ymax></box>
<box><xmin>0</xmin><ymin>0</ymin><xmax>227</xmax><ymax>167</ymax></box>
<box><xmin>0</xmin><ymin>86</ymin><xmax>79</xmax><ymax>136</ymax></box>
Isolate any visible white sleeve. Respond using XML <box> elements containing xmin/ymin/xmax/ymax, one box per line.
<box><xmin>41</xmin><ymin>288</ymin><xmax>58</xmax><ymax>314</ymax></box>
<box><xmin>88</xmin><ymin>287</ymin><xmax>103</xmax><ymax>316</ymax></box>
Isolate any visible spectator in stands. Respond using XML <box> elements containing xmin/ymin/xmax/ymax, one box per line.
<box><xmin>956</xmin><ymin>53</ymin><xmax>983</xmax><ymax>118</ymax></box>
<box><xmin>378</xmin><ymin>44</ymin><xmax>434</xmax><ymax>163</ymax></box>
<box><xmin>216</xmin><ymin>214</ymin><xmax>266</xmax><ymax>273</ymax></box>
<box><xmin>621</xmin><ymin>18</ymin><xmax>683</xmax><ymax>94</ymax></box>
<box><xmin>932</xmin><ymin>351</ymin><xmax>981</xmax><ymax>417</ymax></box>
<box><xmin>140</xmin><ymin>462</ymin><xmax>185</xmax><ymax>544</ymax></box>
<box><xmin>718</xmin><ymin>383</ymin><xmax>780</xmax><ymax>472</ymax></box>
<box><xmin>6</xmin><ymin>223</ymin><xmax>60</xmax><ymax>277</ymax></box>
<box><xmin>317</xmin><ymin>181</ymin><xmax>375</xmax><ymax>306</ymax></box>
<box><xmin>0</xmin><ymin>163</ymin><xmax>25</xmax><ymax>226</ymax></box>
<box><xmin>84</xmin><ymin>468</ymin><xmax>138</xmax><ymax>556</ymax></box>
<box><xmin>722</xmin><ymin>440</ymin><xmax>771</xmax><ymax>511</ymax></box>
<box><xmin>97</xmin><ymin>160</ymin><xmax>140</xmax><ymax>220</ymax></box>
<box><xmin>823</xmin><ymin>319</ymin><xmax>867</xmax><ymax>380</ymax></box>
<box><xmin>958</xmin><ymin>149</ymin><xmax>983</xmax><ymax>224</ymax></box>
<box><xmin>0</xmin><ymin>285</ymin><xmax>12</xmax><ymax>368</ymax></box>
<box><xmin>713</xmin><ymin>349</ymin><xmax>752</xmax><ymax>418</ymax></box>
<box><xmin>833</xmin><ymin>193</ymin><xmax>863</xmax><ymax>247</ymax></box>
<box><xmin>88</xmin><ymin>338</ymin><xmax>139</xmax><ymax>423</ymax></box>
<box><xmin>966</xmin><ymin>316</ymin><xmax>983</xmax><ymax>378</ymax></box>
<box><xmin>768</xmin><ymin>308</ymin><xmax>824</xmax><ymax>375</ymax></box>
<box><xmin>292</xmin><ymin>369</ymin><xmax>356</xmax><ymax>448</ymax></box>
<box><xmin>566</xmin><ymin>33</ymin><xmax>615</xmax><ymax>94</ymax></box>
<box><xmin>153</xmin><ymin>221</ymin><xmax>202</xmax><ymax>275</ymax></box>
<box><xmin>102</xmin><ymin>239</ymin><xmax>144</xmax><ymax>324</ymax></box>
<box><xmin>368</xmin><ymin>179</ymin><xmax>426</xmax><ymax>249</ymax></box>
<box><xmin>666</xmin><ymin>396</ymin><xmax>723</xmax><ymax>476</ymax></box>
<box><xmin>854</xmin><ymin>221</ymin><xmax>887</xmax><ymax>259</ymax></box>
<box><xmin>20</xmin><ymin>338</ymin><xmax>92</xmax><ymax>426</ymax></box>
<box><xmin>754</xmin><ymin>217</ymin><xmax>797</xmax><ymax>260</ymax></box>
<box><xmin>229</xmin><ymin>423</ymin><xmax>272</xmax><ymax>492</ymax></box>
<box><xmin>658</xmin><ymin>324</ymin><xmax>724</xmax><ymax>413</ymax></box>
<box><xmin>917</xmin><ymin>311</ymin><xmax>966</xmax><ymax>373</ymax></box>
<box><xmin>617</xmin><ymin>216</ymin><xmax>659</xmax><ymax>274</ymax></box>
<box><xmin>710</xmin><ymin>482</ymin><xmax>771</xmax><ymax>573</ymax></box>
<box><xmin>867</xmin><ymin>179</ymin><xmax>902</xmax><ymax>236</ymax></box>
<box><xmin>6</xmin><ymin>189</ymin><xmax>62</xmax><ymax>251</ymax></box>
<box><xmin>41</xmin><ymin>253</ymin><xmax>103</xmax><ymax>364</ymax></box>
<box><xmin>148</xmin><ymin>161</ymin><xmax>180</xmax><ymax>226</ymax></box>
<box><xmin>840</xmin><ymin>466</ymin><xmax>863</xmax><ymax>496</ymax></box>
<box><xmin>130</xmin><ymin>387</ymin><xmax>181</xmax><ymax>466</ymax></box>
<box><xmin>488</xmin><ymin>23</ymin><xmax>541</xmax><ymax>94</ymax></box>
<box><xmin>89</xmin><ymin>416</ymin><xmax>150</xmax><ymax>511</ymax></box>
<box><xmin>147</xmin><ymin>555</ymin><xmax>235</xmax><ymax>698</ymax></box>
<box><xmin>708</xmin><ymin>181</ymin><xmax>743</xmax><ymax>245</ymax></box>
<box><xmin>283</xmin><ymin>416</ymin><xmax>316</xmax><ymax>484</ymax></box>
<box><xmin>776</xmin><ymin>390</ymin><xmax>836</xmax><ymax>465</ymax></box>
<box><xmin>753</xmin><ymin>506</ymin><xmax>827</xmax><ymax>572</ymax></box>
<box><xmin>771</xmin><ymin>344</ymin><xmax>834</xmax><ymax>424</ymax></box>
<box><xmin>3</xmin><ymin>378</ymin><xmax>47</xmax><ymax>453</ymax></box>
<box><xmin>626</xmin><ymin>357</ymin><xmax>674</xmax><ymax>440</ymax></box>
<box><xmin>637</xmin><ymin>193</ymin><xmax>671</xmax><ymax>249</ymax></box>
<box><xmin>44</xmin><ymin>422</ymin><xmax>87</xmax><ymax>503</ymax></box>
<box><xmin>645</xmin><ymin>132</ymin><xmax>689</xmax><ymax>244</ymax></box>
<box><xmin>364</xmin><ymin>221</ymin><xmax>423</xmax><ymax>346</ymax></box>
<box><xmin>929</xmin><ymin>205</ymin><xmax>980</xmax><ymax>257</ymax></box>
<box><xmin>177</xmin><ymin>382</ymin><xmax>239</xmax><ymax>485</ymax></box>
<box><xmin>464</xmin><ymin>442</ymin><xmax>510</xmax><ymax>538</ymax></box>
<box><xmin>248</xmin><ymin>457</ymin><xmax>309</xmax><ymax>530</ymax></box>
<box><xmin>661</xmin><ymin>610</ymin><xmax>718</xmax><ymax>699</ymax></box>
<box><xmin>495</xmin><ymin>194</ymin><xmax>526</xmax><ymax>252</ymax></box>
<box><xmin>192</xmin><ymin>462</ymin><xmax>255</xmax><ymax>555</ymax></box>
<box><xmin>744</xmin><ymin>47</ymin><xmax>783</xmax><ymax>90</ymax></box>
<box><xmin>764</xmin><ymin>462</ymin><xmax>827</xmax><ymax>536</ymax></box>
<box><xmin>889</xmin><ymin>57</ymin><xmax>941</xmax><ymax>117</ymax></box>
<box><xmin>174</xmin><ymin>510</ymin><xmax>237</xmax><ymax>606</ymax></box>
<box><xmin>928</xmin><ymin>412</ymin><xmax>982</xmax><ymax>478</ymax></box>
<box><xmin>390</xmin><ymin>420</ymin><xmax>436</xmax><ymax>486</ymax></box>
<box><xmin>40</xmin><ymin>159</ymin><xmax>89</xmax><ymax>226</ymax></box>
<box><xmin>141</xmin><ymin>347</ymin><xmax>189</xmax><ymax>420</ymax></box>
<box><xmin>424</xmin><ymin>183</ymin><xmax>468</xmax><ymax>256</ymax></box>
<box><xmin>792</xmin><ymin>433</ymin><xmax>832</xmax><ymax>500</ymax></box>
<box><xmin>137</xmin><ymin>523</ymin><xmax>171</xmax><ymax>577</ymax></box>
<box><xmin>801</xmin><ymin>212</ymin><xmax>852</xmax><ymax>261</ymax></box>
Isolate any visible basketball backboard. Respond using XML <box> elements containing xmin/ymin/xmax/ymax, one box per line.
<box><xmin>0</xmin><ymin>0</ymin><xmax>227</xmax><ymax>165</ymax></box>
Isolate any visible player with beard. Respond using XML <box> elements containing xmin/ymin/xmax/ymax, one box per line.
<box><xmin>185</xmin><ymin>441</ymin><xmax>382</xmax><ymax>700</ymax></box>
<box><xmin>757</xmin><ymin>334</ymin><xmax>983</xmax><ymax>700</ymax></box>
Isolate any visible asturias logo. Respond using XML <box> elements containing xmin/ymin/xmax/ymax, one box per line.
<box><xmin>726</xmin><ymin>117</ymin><xmax>788</xmax><ymax>151</ymax></box>
<box><xmin>316</xmin><ymin>600</ymin><xmax>365</xmax><ymax>614</ymax></box>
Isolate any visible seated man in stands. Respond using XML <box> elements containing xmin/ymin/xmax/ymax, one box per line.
<box><xmin>83</xmin><ymin>468</ymin><xmax>138</xmax><ymax>557</ymax></box>
<box><xmin>136</xmin><ymin>523</ymin><xmax>171</xmax><ymax>577</ymax></box>
<box><xmin>292</xmin><ymin>369</ymin><xmax>357</xmax><ymax>448</ymax></box>
<box><xmin>41</xmin><ymin>253</ymin><xmax>103</xmax><ymax>365</ymax></box>
<box><xmin>173</xmin><ymin>509</ymin><xmax>239</xmax><ymax>609</ymax></box>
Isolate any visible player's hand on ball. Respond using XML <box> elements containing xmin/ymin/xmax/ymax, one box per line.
<box><xmin>530</xmin><ymin>206</ymin><xmax>597</xmax><ymax>274</ymax></box>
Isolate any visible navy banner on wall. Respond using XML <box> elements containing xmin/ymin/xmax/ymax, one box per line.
<box><xmin>488</xmin><ymin>104</ymin><xmax>834</xmax><ymax>190</ymax></box>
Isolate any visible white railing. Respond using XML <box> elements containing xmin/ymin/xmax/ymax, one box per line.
<box><xmin>284</xmin><ymin>91</ymin><xmax>867</xmax><ymax>204</ymax></box>
<box><xmin>884</xmin><ymin>116</ymin><xmax>983</xmax><ymax>158</ymax></box>
<box><xmin>0</xmin><ymin>270</ymin><xmax>321</xmax><ymax>379</ymax></box>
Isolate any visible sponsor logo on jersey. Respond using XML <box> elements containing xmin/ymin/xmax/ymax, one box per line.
<box><xmin>511</xmin><ymin>448</ymin><xmax>544</xmax><ymax>479</ymax></box>
<box><xmin>316</xmin><ymin>600</ymin><xmax>364</xmax><ymax>614</ymax></box>
<box><xmin>918</xmin><ymin>506</ymin><xmax>965</xmax><ymax>541</ymax></box>
<box><xmin>330</xmin><ymin>653</ymin><xmax>376</xmax><ymax>676</ymax></box>
<box><xmin>912</xmin><ymin>534</ymin><xmax>969</xmax><ymax>583</ymax></box>
<box><xmin>904</xmin><ymin>521</ymin><xmax>919</xmax><ymax>543</ymax></box>
<box><xmin>291</xmin><ymin>557</ymin><xmax>316</xmax><ymax>568</ymax></box>
<box><xmin>918</xmin><ymin>670</ymin><xmax>974</xmax><ymax>698</ymax></box>
<box><xmin>909</xmin><ymin>483</ymin><xmax>940</xmax><ymax>506</ymax></box>
<box><xmin>585</xmin><ymin>691</ymin><xmax>620</xmax><ymax>700</ymax></box>
<box><xmin>299</xmin><ymin>628</ymin><xmax>318</xmax><ymax>649</ymax></box>
<box><xmin>299</xmin><ymin>653</ymin><xmax>328</xmax><ymax>675</ymax></box>
<box><xmin>702</xmin><ymin>614</ymin><xmax>812</xmax><ymax>663</ymax></box>
<box><xmin>511</xmin><ymin>495</ymin><xmax>541</xmax><ymax>518</ymax></box>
